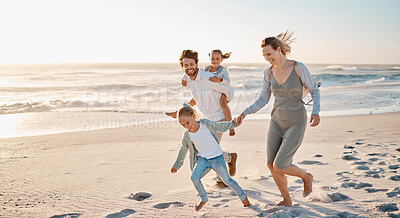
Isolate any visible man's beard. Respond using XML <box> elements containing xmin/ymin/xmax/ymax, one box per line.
<box><xmin>185</xmin><ymin>67</ymin><xmax>198</xmax><ymax>77</ymax></box>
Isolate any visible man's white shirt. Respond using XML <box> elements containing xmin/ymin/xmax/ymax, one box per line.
<box><xmin>186</xmin><ymin>69</ymin><xmax>234</xmax><ymax>121</ymax></box>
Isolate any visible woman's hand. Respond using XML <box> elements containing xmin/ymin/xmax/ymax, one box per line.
<box><xmin>171</xmin><ymin>167</ymin><xmax>177</xmax><ymax>173</ymax></box>
<box><xmin>234</xmin><ymin>113</ymin><xmax>246</xmax><ymax>126</ymax></box>
<box><xmin>310</xmin><ymin>114</ymin><xmax>320</xmax><ymax>127</ymax></box>
<box><xmin>209</xmin><ymin>76</ymin><xmax>223</xmax><ymax>83</ymax></box>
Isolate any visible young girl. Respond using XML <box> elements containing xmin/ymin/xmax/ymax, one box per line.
<box><xmin>179</xmin><ymin>49</ymin><xmax>236</xmax><ymax>136</ymax></box>
<box><xmin>170</xmin><ymin>105</ymin><xmax>250</xmax><ymax>211</ymax></box>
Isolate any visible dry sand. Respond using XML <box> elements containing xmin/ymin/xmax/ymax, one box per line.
<box><xmin>0</xmin><ymin>112</ymin><xmax>399</xmax><ymax>217</ymax></box>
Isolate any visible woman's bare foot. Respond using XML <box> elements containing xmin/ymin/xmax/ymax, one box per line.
<box><xmin>195</xmin><ymin>200</ymin><xmax>207</xmax><ymax>211</ymax></box>
<box><xmin>165</xmin><ymin>111</ymin><xmax>177</xmax><ymax>119</ymax></box>
<box><xmin>302</xmin><ymin>173</ymin><xmax>313</xmax><ymax>197</ymax></box>
<box><xmin>242</xmin><ymin>195</ymin><xmax>251</xmax><ymax>207</ymax></box>
<box><xmin>275</xmin><ymin>199</ymin><xmax>292</xmax><ymax>206</ymax></box>
<box><xmin>229</xmin><ymin>128</ymin><xmax>235</xmax><ymax>136</ymax></box>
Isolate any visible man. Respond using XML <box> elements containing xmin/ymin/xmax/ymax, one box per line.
<box><xmin>166</xmin><ymin>49</ymin><xmax>237</xmax><ymax>187</ymax></box>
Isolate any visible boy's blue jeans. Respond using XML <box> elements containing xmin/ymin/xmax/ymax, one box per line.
<box><xmin>191</xmin><ymin>154</ymin><xmax>246</xmax><ymax>202</ymax></box>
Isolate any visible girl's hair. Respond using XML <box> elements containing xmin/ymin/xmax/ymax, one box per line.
<box><xmin>261</xmin><ymin>30</ymin><xmax>295</xmax><ymax>57</ymax></box>
<box><xmin>178</xmin><ymin>105</ymin><xmax>199</xmax><ymax>120</ymax></box>
<box><xmin>208</xmin><ymin>49</ymin><xmax>232</xmax><ymax>60</ymax></box>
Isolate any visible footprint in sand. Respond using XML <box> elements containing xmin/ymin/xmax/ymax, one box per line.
<box><xmin>212</xmin><ymin>203</ymin><xmax>222</xmax><ymax>207</ymax></box>
<box><xmin>368</xmin><ymin>153</ymin><xmax>387</xmax><ymax>157</ymax></box>
<box><xmin>369</xmin><ymin>158</ymin><xmax>380</xmax><ymax>162</ymax></box>
<box><xmin>353</xmin><ymin>161</ymin><xmax>369</xmax><ymax>165</ymax></box>
<box><xmin>341</xmin><ymin>182</ymin><xmax>357</xmax><ymax>188</ymax></box>
<box><xmin>258</xmin><ymin>207</ymin><xmax>306</xmax><ymax>217</ymax></box>
<box><xmin>342</xmin><ymin>155</ymin><xmax>359</xmax><ymax>161</ymax></box>
<box><xmin>106</xmin><ymin>209</ymin><xmax>136</xmax><ymax>218</ymax></box>
<box><xmin>50</xmin><ymin>213</ymin><xmax>81</xmax><ymax>218</ymax></box>
<box><xmin>288</xmin><ymin>186</ymin><xmax>302</xmax><ymax>191</ymax></box>
<box><xmin>313</xmin><ymin>154</ymin><xmax>323</xmax><ymax>157</ymax></box>
<box><xmin>344</xmin><ymin>145</ymin><xmax>355</xmax><ymax>149</ymax></box>
<box><xmin>386</xmin><ymin>187</ymin><xmax>400</xmax><ymax>197</ymax></box>
<box><xmin>365</xmin><ymin>169</ymin><xmax>385</xmax><ymax>178</ymax></box>
<box><xmin>220</xmin><ymin>199</ymin><xmax>230</xmax><ymax>202</ymax></box>
<box><xmin>389</xmin><ymin>165</ymin><xmax>400</xmax><ymax>170</ymax></box>
<box><xmin>364</xmin><ymin>188</ymin><xmax>388</xmax><ymax>193</ymax></box>
<box><xmin>310</xmin><ymin>192</ymin><xmax>350</xmax><ymax>203</ymax></box>
<box><xmin>153</xmin><ymin>201</ymin><xmax>185</xmax><ymax>209</ymax></box>
<box><xmin>328</xmin><ymin>212</ymin><xmax>358</xmax><ymax>218</ymax></box>
<box><xmin>127</xmin><ymin>192</ymin><xmax>151</xmax><ymax>201</ymax></box>
<box><xmin>354</xmin><ymin>165</ymin><xmax>370</xmax><ymax>170</ymax></box>
<box><xmin>389</xmin><ymin>175</ymin><xmax>400</xmax><ymax>181</ymax></box>
<box><xmin>375</xmin><ymin>203</ymin><xmax>399</xmax><ymax>213</ymax></box>
<box><xmin>298</xmin><ymin>160</ymin><xmax>327</xmax><ymax>165</ymax></box>
<box><xmin>354</xmin><ymin>182</ymin><xmax>373</xmax><ymax>189</ymax></box>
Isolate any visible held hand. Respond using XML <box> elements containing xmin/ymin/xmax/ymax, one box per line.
<box><xmin>171</xmin><ymin>167</ymin><xmax>177</xmax><ymax>173</ymax></box>
<box><xmin>181</xmin><ymin>80</ymin><xmax>187</xmax><ymax>87</ymax></box>
<box><xmin>234</xmin><ymin>113</ymin><xmax>246</xmax><ymax>126</ymax></box>
<box><xmin>310</xmin><ymin>114</ymin><xmax>320</xmax><ymax>127</ymax></box>
<box><xmin>209</xmin><ymin>76</ymin><xmax>223</xmax><ymax>83</ymax></box>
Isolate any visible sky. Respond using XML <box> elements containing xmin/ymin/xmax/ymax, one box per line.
<box><xmin>0</xmin><ymin>0</ymin><xmax>399</xmax><ymax>64</ymax></box>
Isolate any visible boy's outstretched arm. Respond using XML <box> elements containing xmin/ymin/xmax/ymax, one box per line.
<box><xmin>172</xmin><ymin>135</ymin><xmax>189</xmax><ymax>170</ymax></box>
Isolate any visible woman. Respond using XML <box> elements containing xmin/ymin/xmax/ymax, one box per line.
<box><xmin>235</xmin><ymin>31</ymin><xmax>321</xmax><ymax>206</ymax></box>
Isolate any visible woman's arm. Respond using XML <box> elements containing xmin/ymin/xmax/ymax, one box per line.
<box><xmin>296</xmin><ymin>62</ymin><xmax>320</xmax><ymax>116</ymax></box>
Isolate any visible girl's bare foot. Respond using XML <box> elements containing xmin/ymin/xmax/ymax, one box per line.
<box><xmin>195</xmin><ymin>200</ymin><xmax>207</xmax><ymax>211</ymax></box>
<box><xmin>229</xmin><ymin>128</ymin><xmax>235</xmax><ymax>136</ymax></box>
<box><xmin>242</xmin><ymin>195</ymin><xmax>251</xmax><ymax>207</ymax></box>
<box><xmin>302</xmin><ymin>173</ymin><xmax>313</xmax><ymax>197</ymax></box>
<box><xmin>275</xmin><ymin>199</ymin><xmax>292</xmax><ymax>206</ymax></box>
<box><xmin>165</xmin><ymin>111</ymin><xmax>177</xmax><ymax>119</ymax></box>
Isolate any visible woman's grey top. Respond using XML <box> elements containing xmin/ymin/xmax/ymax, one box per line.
<box><xmin>243</xmin><ymin>61</ymin><xmax>320</xmax><ymax>116</ymax></box>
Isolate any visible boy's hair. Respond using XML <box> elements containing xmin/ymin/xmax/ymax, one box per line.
<box><xmin>178</xmin><ymin>105</ymin><xmax>199</xmax><ymax>120</ymax></box>
<box><xmin>209</xmin><ymin>49</ymin><xmax>232</xmax><ymax>60</ymax></box>
<box><xmin>179</xmin><ymin>49</ymin><xmax>199</xmax><ymax>67</ymax></box>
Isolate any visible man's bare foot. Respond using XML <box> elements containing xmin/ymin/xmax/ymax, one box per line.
<box><xmin>165</xmin><ymin>111</ymin><xmax>177</xmax><ymax>119</ymax></box>
<box><xmin>228</xmin><ymin>153</ymin><xmax>237</xmax><ymax>176</ymax></box>
<box><xmin>302</xmin><ymin>173</ymin><xmax>313</xmax><ymax>197</ymax></box>
<box><xmin>229</xmin><ymin>129</ymin><xmax>235</xmax><ymax>136</ymax></box>
<box><xmin>195</xmin><ymin>200</ymin><xmax>207</xmax><ymax>211</ymax></box>
<box><xmin>275</xmin><ymin>199</ymin><xmax>292</xmax><ymax>206</ymax></box>
<box><xmin>242</xmin><ymin>195</ymin><xmax>251</xmax><ymax>207</ymax></box>
<box><xmin>215</xmin><ymin>181</ymin><xmax>228</xmax><ymax>188</ymax></box>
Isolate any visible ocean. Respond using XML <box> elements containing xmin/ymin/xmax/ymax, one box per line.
<box><xmin>1</xmin><ymin>63</ymin><xmax>399</xmax><ymax>138</ymax></box>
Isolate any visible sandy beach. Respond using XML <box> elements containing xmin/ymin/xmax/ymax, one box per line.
<box><xmin>0</xmin><ymin>112</ymin><xmax>399</xmax><ymax>217</ymax></box>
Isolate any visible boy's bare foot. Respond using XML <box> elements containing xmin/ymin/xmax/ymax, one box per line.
<box><xmin>228</xmin><ymin>153</ymin><xmax>237</xmax><ymax>176</ymax></box>
<box><xmin>302</xmin><ymin>173</ymin><xmax>313</xmax><ymax>197</ymax></box>
<box><xmin>165</xmin><ymin>111</ymin><xmax>177</xmax><ymax>119</ymax></box>
<box><xmin>275</xmin><ymin>199</ymin><xmax>292</xmax><ymax>206</ymax></box>
<box><xmin>229</xmin><ymin>129</ymin><xmax>235</xmax><ymax>136</ymax></box>
<box><xmin>195</xmin><ymin>200</ymin><xmax>207</xmax><ymax>211</ymax></box>
<box><xmin>242</xmin><ymin>195</ymin><xmax>251</xmax><ymax>207</ymax></box>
